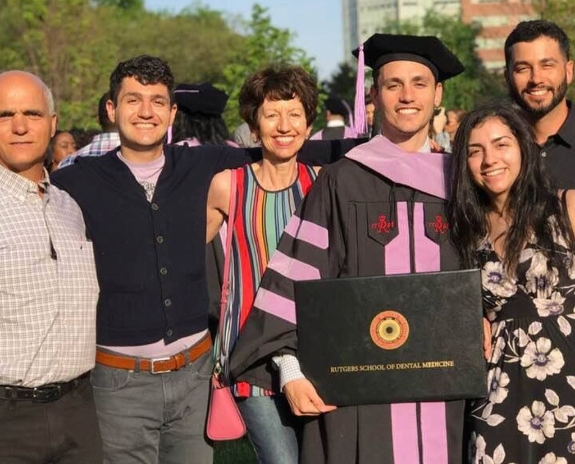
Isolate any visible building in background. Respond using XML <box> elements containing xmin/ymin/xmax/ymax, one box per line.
<box><xmin>461</xmin><ymin>0</ymin><xmax>536</xmax><ymax>72</ymax></box>
<box><xmin>342</xmin><ymin>0</ymin><xmax>537</xmax><ymax>72</ymax></box>
<box><xmin>342</xmin><ymin>0</ymin><xmax>460</xmax><ymax>60</ymax></box>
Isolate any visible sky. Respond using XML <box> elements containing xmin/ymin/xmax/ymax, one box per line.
<box><xmin>143</xmin><ymin>0</ymin><xmax>343</xmax><ymax>80</ymax></box>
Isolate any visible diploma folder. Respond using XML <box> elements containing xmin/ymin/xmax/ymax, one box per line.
<box><xmin>294</xmin><ymin>269</ymin><xmax>486</xmax><ymax>406</ymax></box>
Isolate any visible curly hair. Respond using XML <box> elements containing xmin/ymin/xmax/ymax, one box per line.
<box><xmin>448</xmin><ymin>103</ymin><xmax>574</xmax><ymax>272</ymax></box>
<box><xmin>109</xmin><ymin>55</ymin><xmax>175</xmax><ymax>105</ymax></box>
<box><xmin>239</xmin><ymin>65</ymin><xmax>318</xmax><ymax>130</ymax></box>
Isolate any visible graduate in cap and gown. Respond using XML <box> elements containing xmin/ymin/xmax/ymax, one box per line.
<box><xmin>171</xmin><ymin>82</ymin><xmax>238</xmax><ymax>147</ymax></box>
<box><xmin>230</xmin><ymin>34</ymin><xmax>467</xmax><ymax>463</ymax></box>
<box><xmin>310</xmin><ymin>96</ymin><xmax>356</xmax><ymax>140</ymax></box>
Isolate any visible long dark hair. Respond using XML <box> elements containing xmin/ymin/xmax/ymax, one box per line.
<box><xmin>171</xmin><ymin>110</ymin><xmax>230</xmax><ymax>145</ymax></box>
<box><xmin>448</xmin><ymin>103</ymin><xmax>573</xmax><ymax>272</ymax></box>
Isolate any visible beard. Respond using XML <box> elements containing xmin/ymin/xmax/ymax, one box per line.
<box><xmin>508</xmin><ymin>78</ymin><xmax>568</xmax><ymax>119</ymax></box>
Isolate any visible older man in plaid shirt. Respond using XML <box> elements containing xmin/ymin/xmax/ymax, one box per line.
<box><xmin>0</xmin><ymin>70</ymin><xmax>102</xmax><ymax>463</ymax></box>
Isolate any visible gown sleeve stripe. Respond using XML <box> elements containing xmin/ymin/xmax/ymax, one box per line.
<box><xmin>253</xmin><ymin>288</ymin><xmax>297</xmax><ymax>325</ymax></box>
<box><xmin>284</xmin><ymin>216</ymin><xmax>329</xmax><ymax>250</ymax></box>
<box><xmin>267</xmin><ymin>250</ymin><xmax>321</xmax><ymax>281</ymax></box>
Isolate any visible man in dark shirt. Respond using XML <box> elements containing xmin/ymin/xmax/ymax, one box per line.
<box><xmin>505</xmin><ymin>19</ymin><xmax>575</xmax><ymax>188</ymax></box>
<box><xmin>52</xmin><ymin>55</ymin><xmax>356</xmax><ymax>463</ymax></box>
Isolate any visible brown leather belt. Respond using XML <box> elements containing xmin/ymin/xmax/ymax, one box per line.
<box><xmin>96</xmin><ymin>334</ymin><xmax>212</xmax><ymax>374</ymax></box>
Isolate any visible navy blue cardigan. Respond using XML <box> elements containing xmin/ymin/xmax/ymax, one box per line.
<box><xmin>51</xmin><ymin>144</ymin><xmax>256</xmax><ymax>345</ymax></box>
<box><xmin>51</xmin><ymin>141</ymin><xmax>359</xmax><ymax>346</ymax></box>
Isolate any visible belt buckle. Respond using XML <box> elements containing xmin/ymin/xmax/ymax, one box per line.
<box><xmin>33</xmin><ymin>385</ymin><xmax>61</xmax><ymax>402</ymax></box>
<box><xmin>150</xmin><ymin>357</ymin><xmax>172</xmax><ymax>374</ymax></box>
<box><xmin>2</xmin><ymin>386</ymin><xmax>15</xmax><ymax>400</ymax></box>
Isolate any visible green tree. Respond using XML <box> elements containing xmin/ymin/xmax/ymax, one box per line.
<box><xmin>0</xmin><ymin>0</ymin><xmax>244</xmax><ymax>129</ymax></box>
<box><xmin>0</xmin><ymin>0</ymin><xmax>120</xmax><ymax>129</ymax></box>
<box><xmin>112</xmin><ymin>7</ymin><xmax>241</xmax><ymax>85</ymax></box>
<box><xmin>0</xmin><ymin>1</ymin><xmax>312</xmax><ymax>132</ymax></box>
<box><xmin>535</xmin><ymin>0</ymin><xmax>575</xmax><ymax>27</ymax></box>
<box><xmin>93</xmin><ymin>0</ymin><xmax>143</xmax><ymax>10</ymax></box>
<box><xmin>219</xmin><ymin>4</ymin><xmax>316</xmax><ymax>130</ymax></box>
<box><xmin>317</xmin><ymin>62</ymin><xmax>357</xmax><ymax>132</ymax></box>
<box><xmin>419</xmin><ymin>11</ymin><xmax>507</xmax><ymax>110</ymax></box>
<box><xmin>534</xmin><ymin>0</ymin><xmax>575</xmax><ymax>100</ymax></box>
<box><xmin>322</xmin><ymin>62</ymin><xmax>356</xmax><ymax>106</ymax></box>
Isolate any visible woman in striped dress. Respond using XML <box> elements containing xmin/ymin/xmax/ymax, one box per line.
<box><xmin>206</xmin><ymin>65</ymin><xmax>321</xmax><ymax>464</ymax></box>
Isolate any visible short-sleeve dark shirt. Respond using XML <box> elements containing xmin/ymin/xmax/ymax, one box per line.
<box><xmin>540</xmin><ymin>100</ymin><xmax>575</xmax><ymax>189</ymax></box>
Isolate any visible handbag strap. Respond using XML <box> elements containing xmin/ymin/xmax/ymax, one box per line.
<box><xmin>215</xmin><ymin>169</ymin><xmax>237</xmax><ymax>364</ymax></box>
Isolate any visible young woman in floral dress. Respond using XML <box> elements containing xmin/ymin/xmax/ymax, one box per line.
<box><xmin>449</xmin><ymin>104</ymin><xmax>575</xmax><ymax>464</ymax></box>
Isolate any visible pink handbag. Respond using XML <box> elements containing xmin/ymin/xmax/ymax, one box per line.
<box><xmin>206</xmin><ymin>369</ymin><xmax>247</xmax><ymax>441</ymax></box>
<box><xmin>206</xmin><ymin>170</ymin><xmax>247</xmax><ymax>441</ymax></box>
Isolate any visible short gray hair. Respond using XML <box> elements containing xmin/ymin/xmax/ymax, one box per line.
<box><xmin>41</xmin><ymin>83</ymin><xmax>55</xmax><ymax>115</ymax></box>
<box><xmin>0</xmin><ymin>70</ymin><xmax>56</xmax><ymax>115</ymax></box>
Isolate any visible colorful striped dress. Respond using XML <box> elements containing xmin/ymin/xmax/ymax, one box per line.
<box><xmin>223</xmin><ymin>162</ymin><xmax>316</xmax><ymax>398</ymax></box>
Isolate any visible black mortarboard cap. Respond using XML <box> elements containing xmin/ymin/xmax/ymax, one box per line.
<box><xmin>174</xmin><ymin>83</ymin><xmax>229</xmax><ymax>116</ymax></box>
<box><xmin>350</xmin><ymin>34</ymin><xmax>464</xmax><ymax>135</ymax></box>
<box><xmin>352</xmin><ymin>34</ymin><xmax>464</xmax><ymax>82</ymax></box>
<box><xmin>325</xmin><ymin>97</ymin><xmax>349</xmax><ymax>116</ymax></box>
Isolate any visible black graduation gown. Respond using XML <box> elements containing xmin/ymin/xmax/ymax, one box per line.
<box><xmin>230</xmin><ymin>136</ymin><xmax>466</xmax><ymax>464</ymax></box>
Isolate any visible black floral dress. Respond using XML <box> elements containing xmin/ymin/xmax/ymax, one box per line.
<box><xmin>469</xmin><ymin>231</ymin><xmax>575</xmax><ymax>464</ymax></box>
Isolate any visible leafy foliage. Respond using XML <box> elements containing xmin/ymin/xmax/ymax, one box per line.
<box><xmin>322</xmin><ymin>62</ymin><xmax>356</xmax><ymax>107</ymax></box>
<box><xmin>93</xmin><ymin>0</ymin><xmax>144</xmax><ymax>10</ymax></box>
<box><xmin>219</xmin><ymin>4</ymin><xmax>315</xmax><ymax>130</ymax></box>
<box><xmin>534</xmin><ymin>0</ymin><xmax>575</xmax><ymax>101</ymax></box>
<box><xmin>416</xmin><ymin>11</ymin><xmax>507</xmax><ymax>110</ymax></box>
<box><xmin>0</xmin><ymin>1</ymin><xmax>313</xmax><ymax>132</ymax></box>
<box><xmin>0</xmin><ymin>0</ymin><xmax>119</xmax><ymax>129</ymax></box>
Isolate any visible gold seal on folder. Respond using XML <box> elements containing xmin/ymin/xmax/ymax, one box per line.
<box><xmin>370</xmin><ymin>310</ymin><xmax>409</xmax><ymax>350</ymax></box>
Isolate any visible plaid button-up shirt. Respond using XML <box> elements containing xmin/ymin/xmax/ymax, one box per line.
<box><xmin>58</xmin><ymin>131</ymin><xmax>121</xmax><ymax>168</ymax></box>
<box><xmin>0</xmin><ymin>166</ymin><xmax>99</xmax><ymax>387</ymax></box>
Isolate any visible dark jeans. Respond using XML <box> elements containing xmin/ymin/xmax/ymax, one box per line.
<box><xmin>0</xmin><ymin>376</ymin><xmax>103</xmax><ymax>464</ymax></box>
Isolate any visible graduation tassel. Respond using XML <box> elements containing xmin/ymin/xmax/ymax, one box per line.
<box><xmin>353</xmin><ymin>44</ymin><xmax>367</xmax><ymax>137</ymax></box>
